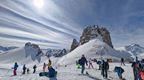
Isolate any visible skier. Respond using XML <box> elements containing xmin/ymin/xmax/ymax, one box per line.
<box><xmin>27</xmin><ymin>68</ymin><xmax>30</xmax><ymax>74</ymax></box>
<box><xmin>121</xmin><ymin>58</ymin><xmax>125</xmax><ymax>66</ymax></box>
<box><xmin>97</xmin><ymin>60</ymin><xmax>102</xmax><ymax>70</ymax></box>
<box><xmin>101</xmin><ymin>60</ymin><xmax>109</xmax><ymax>79</ymax></box>
<box><xmin>33</xmin><ymin>65</ymin><xmax>37</xmax><ymax>73</ymax></box>
<box><xmin>22</xmin><ymin>64</ymin><xmax>27</xmax><ymax>74</ymax></box>
<box><xmin>114</xmin><ymin>66</ymin><xmax>124</xmax><ymax>79</ymax></box>
<box><xmin>48</xmin><ymin>59</ymin><xmax>52</xmax><ymax>69</ymax></box>
<box><xmin>132</xmin><ymin>61</ymin><xmax>141</xmax><ymax>80</ymax></box>
<box><xmin>78</xmin><ymin>55</ymin><xmax>87</xmax><ymax>74</ymax></box>
<box><xmin>13</xmin><ymin>62</ymin><xmax>19</xmax><ymax>76</ymax></box>
<box><xmin>88</xmin><ymin>58</ymin><xmax>94</xmax><ymax>69</ymax></box>
<box><xmin>43</xmin><ymin>63</ymin><xmax>46</xmax><ymax>72</ymax></box>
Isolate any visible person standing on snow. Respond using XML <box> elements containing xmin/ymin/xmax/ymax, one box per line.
<box><xmin>33</xmin><ymin>65</ymin><xmax>37</xmax><ymax>73</ymax></box>
<box><xmin>27</xmin><ymin>68</ymin><xmax>30</xmax><ymax>74</ymax></box>
<box><xmin>78</xmin><ymin>55</ymin><xmax>88</xmax><ymax>74</ymax></box>
<box><xmin>121</xmin><ymin>58</ymin><xmax>125</xmax><ymax>66</ymax></box>
<box><xmin>101</xmin><ymin>60</ymin><xmax>109</xmax><ymax>79</ymax></box>
<box><xmin>22</xmin><ymin>64</ymin><xmax>27</xmax><ymax>74</ymax></box>
<box><xmin>48</xmin><ymin>59</ymin><xmax>52</xmax><ymax>69</ymax></box>
<box><xmin>132</xmin><ymin>61</ymin><xmax>141</xmax><ymax>80</ymax></box>
<box><xmin>43</xmin><ymin>63</ymin><xmax>46</xmax><ymax>72</ymax></box>
<box><xmin>88</xmin><ymin>58</ymin><xmax>94</xmax><ymax>69</ymax></box>
<box><xmin>13</xmin><ymin>62</ymin><xmax>19</xmax><ymax>76</ymax></box>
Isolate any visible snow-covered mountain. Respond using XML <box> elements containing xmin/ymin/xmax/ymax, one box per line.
<box><xmin>116</xmin><ymin>44</ymin><xmax>144</xmax><ymax>58</ymax></box>
<box><xmin>58</xmin><ymin>39</ymin><xmax>131</xmax><ymax>66</ymax></box>
<box><xmin>0</xmin><ymin>42</ymin><xmax>44</xmax><ymax>64</ymax></box>
<box><xmin>0</xmin><ymin>46</ymin><xmax>18</xmax><ymax>53</ymax></box>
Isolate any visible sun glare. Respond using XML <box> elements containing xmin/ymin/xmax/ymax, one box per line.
<box><xmin>33</xmin><ymin>0</ymin><xmax>44</xmax><ymax>9</ymax></box>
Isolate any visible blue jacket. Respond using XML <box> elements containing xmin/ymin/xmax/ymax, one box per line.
<box><xmin>114</xmin><ymin>67</ymin><xmax>124</xmax><ymax>74</ymax></box>
<box><xmin>14</xmin><ymin>63</ymin><xmax>18</xmax><ymax>70</ymax></box>
<box><xmin>48</xmin><ymin>67</ymin><xmax>57</xmax><ymax>77</ymax></box>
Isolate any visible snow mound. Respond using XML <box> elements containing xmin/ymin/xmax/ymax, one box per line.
<box><xmin>57</xmin><ymin>39</ymin><xmax>131</xmax><ymax>65</ymax></box>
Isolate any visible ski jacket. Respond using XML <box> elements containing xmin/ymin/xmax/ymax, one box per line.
<box><xmin>78</xmin><ymin>56</ymin><xmax>87</xmax><ymax>66</ymax></box>
<box><xmin>14</xmin><ymin>63</ymin><xmax>18</xmax><ymax>70</ymax></box>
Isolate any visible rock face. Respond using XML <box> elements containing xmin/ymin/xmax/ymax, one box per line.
<box><xmin>70</xmin><ymin>39</ymin><xmax>79</xmax><ymax>52</ymax></box>
<box><xmin>70</xmin><ymin>25</ymin><xmax>113</xmax><ymax>51</ymax></box>
<box><xmin>80</xmin><ymin>25</ymin><xmax>113</xmax><ymax>48</ymax></box>
<box><xmin>25</xmin><ymin>42</ymin><xmax>43</xmax><ymax>62</ymax></box>
<box><xmin>46</xmin><ymin>48</ymin><xmax>68</xmax><ymax>57</ymax></box>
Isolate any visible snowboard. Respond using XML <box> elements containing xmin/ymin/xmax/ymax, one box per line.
<box><xmin>39</xmin><ymin>72</ymin><xmax>57</xmax><ymax>77</ymax></box>
<box><xmin>39</xmin><ymin>72</ymin><xmax>49</xmax><ymax>77</ymax></box>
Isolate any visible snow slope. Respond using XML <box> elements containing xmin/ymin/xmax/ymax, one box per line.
<box><xmin>57</xmin><ymin>39</ymin><xmax>131</xmax><ymax>66</ymax></box>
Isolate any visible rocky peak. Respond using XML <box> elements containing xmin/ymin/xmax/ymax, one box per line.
<box><xmin>70</xmin><ymin>39</ymin><xmax>79</xmax><ymax>52</ymax></box>
<box><xmin>23</xmin><ymin>42</ymin><xmax>44</xmax><ymax>62</ymax></box>
<box><xmin>80</xmin><ymin>25</ymin><xmax>113</xmax><ymax>48</ymax></box>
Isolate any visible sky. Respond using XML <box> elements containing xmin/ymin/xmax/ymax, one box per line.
<box><xmin>0</xmin><ymin>0</ymin><xmax>144</xmax><ymax>49</ymax></box>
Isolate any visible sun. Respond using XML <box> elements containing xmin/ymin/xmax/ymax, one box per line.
<box><xmin>33</xmin><ymin>0</ymin><xmax>44</xmax><ymax>9</ymax></box>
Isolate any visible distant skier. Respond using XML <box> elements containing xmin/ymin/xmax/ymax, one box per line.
<box><xmin>13</xmin><ymin>62</ymin><xmax>19</xmax><ymax>76</ymax></box>
<box><xmin>43</xmin><ymin>63</ymin><xmax>47</xmax><ymax>72</ymax></box>
<box><xmin>27</xmin><ymin>68</ymin><xmax>30</xmax><ymax>74</ymax></box>
<box><xmin>78</xmin><ymin>55</ymin><xmax>87</xmax><ymax>74</ymax></box>
<box><xmin>22</xmin><ymin>64</ymin><xmax>27</xmax><ymax>74</ymax></box>
<box><xmin>101</xmin><ymin>60</ymin><xmax>109</xmax><ymax>79</ymax></box>
<box><xmin>121</xmin><ymin>58</ymin><xmax>125</xmax><ymax>66</ymax></box>
<box><xmin>33</xmin><ymin>65</ymin><xmax>37</xmax><ymax>73</ymax></box>
<box><xmin>88</xmin><ymin>58</ymin><xmax>94</xmax><ymax>69</ymax></box>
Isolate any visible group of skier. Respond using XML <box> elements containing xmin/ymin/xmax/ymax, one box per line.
<box><xmin>131</xmin><ymin>57</ymin><xmax>144</xmax><ymax>80</ymax></box>
<box><xmin>13</xmin><ymin>62</ymin><xmax>37</xmax><ymax>76</ymax></box>
<box><xmin>12</xmin><ymin>58</ymin><xmax>57</xmax><ymax>78</ymax></box>
<box><xmin>77</xmin><ymin>55</ymin><xmax>125</xmax><ymax>80</ymax></box>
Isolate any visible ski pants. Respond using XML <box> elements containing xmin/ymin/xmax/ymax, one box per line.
<box><xmin>13</xmin><ymin>69</ymin><xmax>17</xmax><ymax>76</ymax></box>
<box><xmin>81</xmin><ymin>65</ymin><xmax>85</xmax><ymax>74</ymax></box>
<box><xmin>102</xmin><ymin>69</ymin><xmax>108</xmax><ymax>78</ymax></box>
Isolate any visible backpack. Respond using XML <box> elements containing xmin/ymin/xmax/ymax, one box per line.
<box><xmin>78</xmin><ymin>59</ymin><xmax>83</xmax><ymax>65</ymax></box>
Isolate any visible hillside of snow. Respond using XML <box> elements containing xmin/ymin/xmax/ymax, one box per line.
<box><xmin>57</xmin><ymin>39</ymin><xmax>131</xmax><ymax>66</ymax></box>
<box><xmin>0</xmin><ymin>45</ymin><xmax>43</xmax><ymax>65</ymax></box>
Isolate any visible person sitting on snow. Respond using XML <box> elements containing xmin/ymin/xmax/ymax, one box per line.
<box><xmin>48</xmin><ymin>66</ymin><xmax>57</xmax><ymax>78</ymax></box>
<box><xmin>114</xmin><ymin>66</ymin><xmax>124</xmax><ymax>79</ymax></box>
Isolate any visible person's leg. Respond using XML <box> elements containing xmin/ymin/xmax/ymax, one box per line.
<box><xmin>101</xmin><ymin>69</ymin><xmax>105</xmax><ymax>78</ymax></box>
<box><xmin>105</xmin><ymin>70</ymin><xmax>108</xmax><ymax>78</ymax></box>
<box><xmin>14</xmin><ymin>69</ymin><xmax>17</xmax><ymax>75</ymax></box>
<box><xmin>91</xmin><ymin>64</ymin><xmax>94</xmax><ymax>69</ymax></box>
<box><xmin>81</xmin><ymin>65</ymin><xmax>84</xmax><ymax>74</ymax></box>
